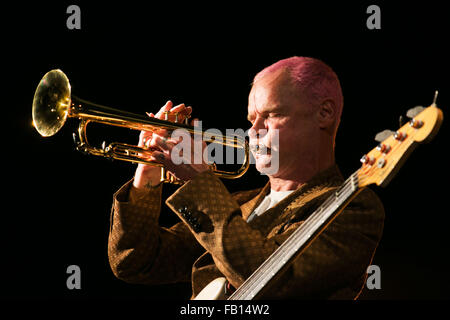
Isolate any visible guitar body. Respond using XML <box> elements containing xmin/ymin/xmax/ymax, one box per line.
<box><xmin>194</xmin><ymin>277</ymin><xmax>227</xmax><ymax>300</ymax></box>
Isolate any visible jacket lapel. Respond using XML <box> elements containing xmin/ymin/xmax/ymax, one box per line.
<box><xmin>240</xmin><ymin>183</ymin><xmax>270</xmax><ymax>221</ymax></box>
<box><xmin>240</xmin><ymin>165</ymin><xmax>345</xmax><ymax>237</ymax></box>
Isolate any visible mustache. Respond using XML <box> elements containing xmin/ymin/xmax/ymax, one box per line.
<box><xmin>249</xmin><ymin>143</ymin><xmax>271</xmax><ymax>154</ymax></box>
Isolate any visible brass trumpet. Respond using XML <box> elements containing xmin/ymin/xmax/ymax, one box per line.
<box><xmin>32</xmin><ymin>69</ymin><xmax>250</xmax><ymax>184</ymax></box>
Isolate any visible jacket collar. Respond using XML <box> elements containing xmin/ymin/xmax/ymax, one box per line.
<box><xmin>241</xmin><ymin>165</ymin><xmax>345</xmax><ymax>235</ymax></box>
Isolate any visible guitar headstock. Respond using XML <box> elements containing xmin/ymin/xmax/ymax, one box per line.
<box><xmin>357</xmin><ymin>99</ymin><xmax>443</xmax><ymax>188</ymax></box>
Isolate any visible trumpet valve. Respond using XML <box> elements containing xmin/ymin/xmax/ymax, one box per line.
<box><xmin>162</xmin><ymin>111</ymin><xmax>190</xmax><ymax>124</ymax></box>
<box><xmin>184</xmin><ymin>114</ymin><xmax>191</xmax><ymax>125</ymax></box>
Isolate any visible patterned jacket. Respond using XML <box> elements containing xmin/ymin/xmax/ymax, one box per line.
<box><xmin>108</xmin><ymin>165</ymin><xmax>385</xmax><ymax>299</ymax></box>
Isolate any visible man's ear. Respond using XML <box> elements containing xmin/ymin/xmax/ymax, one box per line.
<box><xmin>317</xmin><ymin>99</ymin><xmax>336</xmax><ymax>133</ymax></box>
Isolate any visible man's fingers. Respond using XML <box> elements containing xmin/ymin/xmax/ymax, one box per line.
<box><xmin>139</xmin><ymin>130</ymin><xmax>154</xmax><ymax>147</ymax></box>
<box><xmin>170</xmin><ymin>103</ymin><xmax>185</xmax><ymax>113</ymax></box>
<box><xmin>151</xmin><ymin>151</ymin><xmax>177</xmax><ymax>174</ymax></box>
<box><xmin>162</xmin><ymin>100</ymin><xmax>173</xmax><ymax>110</ymax></box>
<box><xmin>177</xmin><ymin>105</ymin><xmax>192</xmax><ymax>120</ymax></box>
<box><xmin>148</xmin><ymin>101</ymin><xmax>193</xmax><ymax>124</ymax></box>
<box><xmin>170</xmin><ymin>103</ymin><xmax>191</xmax><ymax>116</ymax></box>
<box><xmin>154</xmin><ymin>100</ymin><xmax>173</xmax><ymax>119</ymax></box>
<box><xmin>142</xmin><ymin>101</ymin><xmax>193</xmax><ymax>148</ymax></box>
<box><xmin>151</xmin><ymin>150</ymin><xmax>182</xmax><ymax>177</ymax></box>
<box><xmin>169</xmin><ymin>104</ymin><xmax>192</xmax><ymax>123</ymax></box>
<box><xmin>151</xmin><ymin>134</ymin><xmax>177</xmax><ymax>153</ymax></box>
<box><xmin>151</xmin><ymin>150</ymin><xmax>166</xmax><ymax>163</ymax></box>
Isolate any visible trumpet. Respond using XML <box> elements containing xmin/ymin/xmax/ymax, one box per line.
<box><xmin>32</xmin><ymin>69</ymin><xmax>250</xmax><ymax>184</ymax></box>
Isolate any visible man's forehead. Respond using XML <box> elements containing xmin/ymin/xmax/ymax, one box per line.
<box><xmin>248</xmin><ymin>69</ymin><xmax>295</xmax><ymax>112</ymax></box>
<box><xmin>253</xmin><ymin>67</ymin><xmax>291</xmax><ymax>90</ymax></box>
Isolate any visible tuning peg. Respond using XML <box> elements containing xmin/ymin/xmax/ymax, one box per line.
<box><xmin>406</xmin><ymin>106</ymin><xmax>425</xmax><ymax>119</ymax></box>
<box><xmin>375</xmin><ymin>129</ymin><xmax>395</xmax><ymax>143</ymax></box>
<box><xmin>432</xmin><ymin>90</ymin><xmax>439</xmax><ymax>106</ymax></box>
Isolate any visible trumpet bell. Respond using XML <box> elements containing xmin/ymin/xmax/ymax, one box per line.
<box><xmin>32</xmin><ymin>69</ymin><xmax>71</xmax><ymax>137</ymax></box>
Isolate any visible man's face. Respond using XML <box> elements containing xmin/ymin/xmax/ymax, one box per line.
<box><xmin>247</xmin><ymin>69</ymin><xmax>318</xmax><ymax>178</ymax></box>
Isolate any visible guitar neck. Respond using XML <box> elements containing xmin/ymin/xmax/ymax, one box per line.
<box><xmin>228</xmin><ymin>170</ymin><xmax>363</xmax><ymax>300</ymax></box>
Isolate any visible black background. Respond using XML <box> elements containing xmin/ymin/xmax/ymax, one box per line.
<box><xmin>1</xmin><ymin>0</ymin><xmax>449</xmax><ymax>308</ymax></box>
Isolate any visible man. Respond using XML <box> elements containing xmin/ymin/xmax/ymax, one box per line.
<box><xmin>108</xmin><ymin>56</ymin><xmax>385</xmax><ymax>299</ymax></box>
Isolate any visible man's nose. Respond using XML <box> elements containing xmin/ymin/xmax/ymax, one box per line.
<box><xmin>249</xmin><ymin>117</ymin><xmax>267</xmax><ymax>139</ymax></box>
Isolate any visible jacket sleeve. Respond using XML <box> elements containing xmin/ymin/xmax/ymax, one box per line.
<box><xmin>165</xmin><ymin>171</ymin><xmax>385</xmax><ymax>298</ymax></box>
<box><xmin>108</xmin><ymin>180</ymin><xmax>204</xmax><ymax>285</ymax></box>
<box><xmin>165</xmin><ymin>171</ymin><xmax>282</xmax><ymax>287</ymax></box>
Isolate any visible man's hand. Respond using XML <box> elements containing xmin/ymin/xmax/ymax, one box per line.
<box><xmin>149</xmin><ymin>120</ymin><xmax>211</xmax><ymax>183</ymax></box>
<box><xmin>133</xmin><ymin>100</ymin><xmax>192</xmax><ymax>189</ymax></box>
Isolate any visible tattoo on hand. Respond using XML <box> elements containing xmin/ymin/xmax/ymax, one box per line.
<box><xmin>157</xmin><ymin>153</ymin><xmax>165</xmax><ymax>161</ymax></box>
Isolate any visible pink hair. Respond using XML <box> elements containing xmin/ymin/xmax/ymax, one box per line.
<box><xmin>254</xmin><ymin>56</ymin><xmax>343</xmax><ymax>122</ymax></box>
